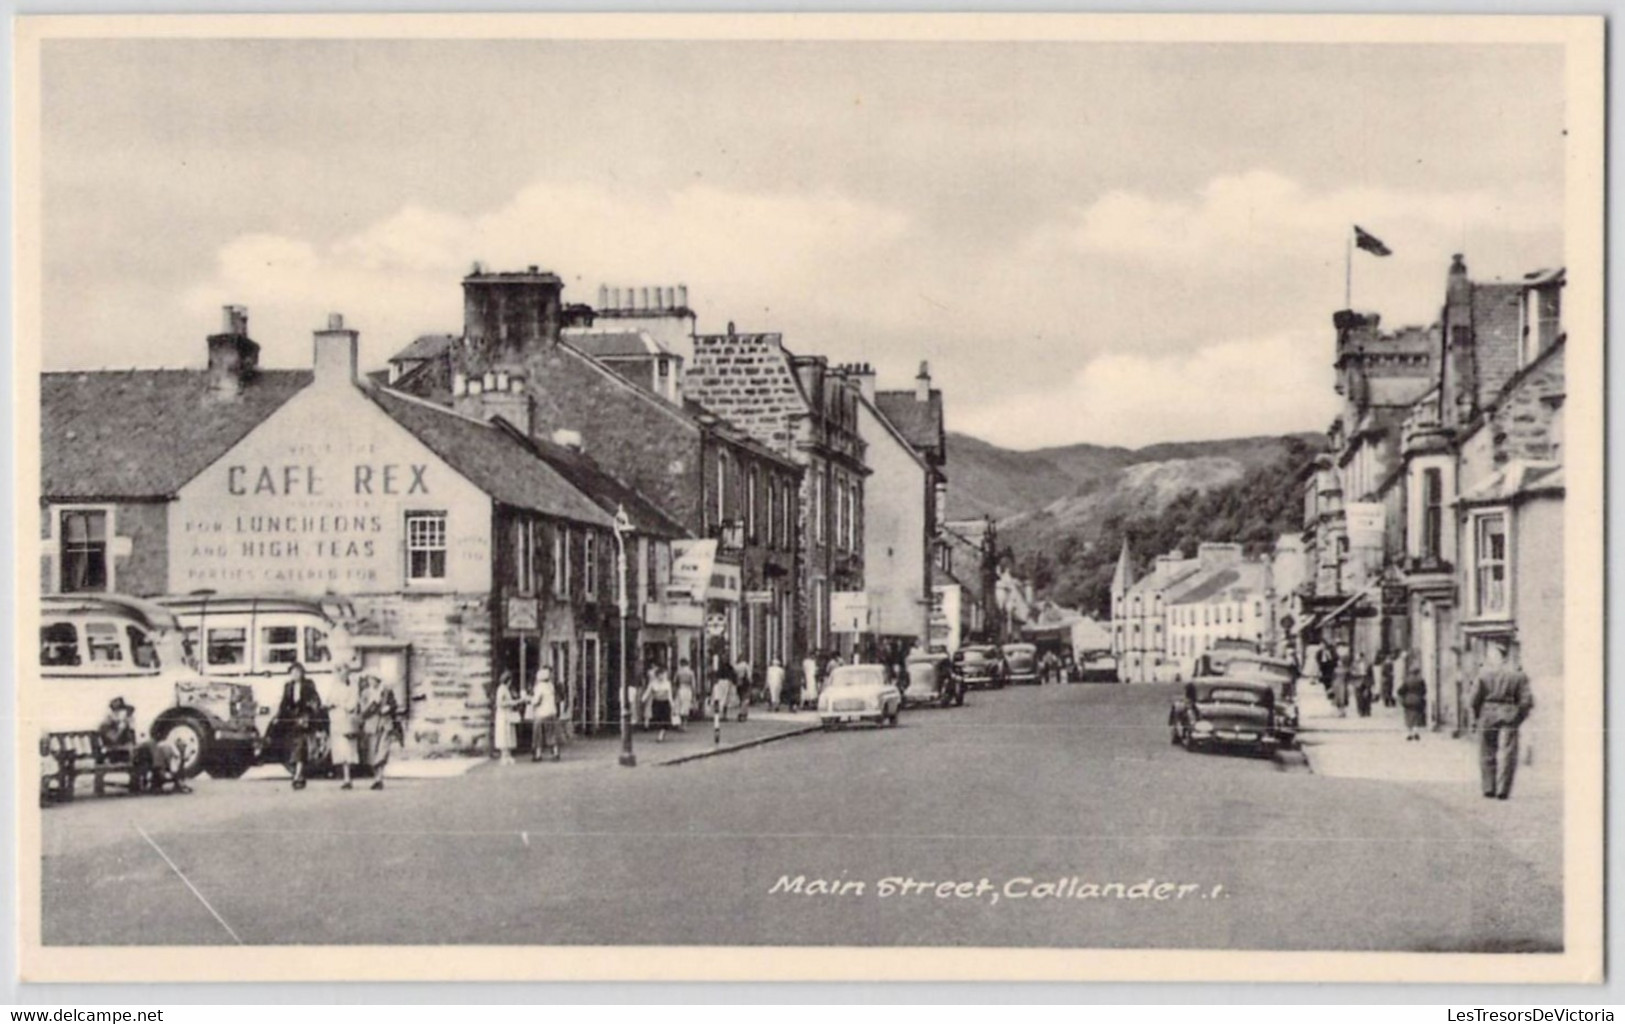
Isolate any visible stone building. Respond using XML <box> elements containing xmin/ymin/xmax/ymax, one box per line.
<box><xmin>386</xmin><ymin>267</ymin><xmax>802</xmax><ymax>683</ymax></box>
<box><xmin>1165</xmin><ymin>553</ymin><xmax>1273</xmax><ymax>677</ymax></box>
<box><xmin>684</xmin><ymin>326</ymin><xmax>869</xmax><ymax>660</ymax></box>
<box><xmin>43</xmin><ymin>309</ymin><xmax>629</xmax><ymax>753</ymax></box>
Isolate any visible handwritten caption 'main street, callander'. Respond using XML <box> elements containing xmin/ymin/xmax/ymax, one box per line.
<box><xmin>770</xmin><ymin>875</ymin><xmax>1227</xmax><ymax>906</ymax></box>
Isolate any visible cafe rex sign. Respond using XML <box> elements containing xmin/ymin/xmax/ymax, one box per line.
<box><xmin>169</xmin><ymin>379</ymin><xmax>492</xmax><ymax>596</ymax></box>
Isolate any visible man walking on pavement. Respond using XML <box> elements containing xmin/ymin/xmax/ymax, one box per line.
<box><xmin>1471</xmin><ymin>639</ymin><xmax>1534</xmax><ymax>800</ymax></box>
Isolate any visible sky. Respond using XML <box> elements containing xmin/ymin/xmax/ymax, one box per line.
<box><xmin>39</xmin><ymin>36</ymin><xmax>1566</xmax><ymax>449</ymax></box>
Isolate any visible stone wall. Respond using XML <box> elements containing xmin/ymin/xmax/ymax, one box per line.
<box><xmin>686</xmin><ymin>332</ymin><xmax>806</xmax><ymax>457</ymax></box>
<box><xmin>352</xmin><ymin>591</ymin><xmax>494</xmax><ymax>755</ymax></box>
<box><xmin>41</xmin><ymin>500</ymin><xmax>169</xmax><ymax>598</ymax></box>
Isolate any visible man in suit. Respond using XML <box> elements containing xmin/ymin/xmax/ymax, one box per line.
<box><xmin>278</xmin><ymin>662</ymin><xmax>323</xmax><ymax>790</ymax></box>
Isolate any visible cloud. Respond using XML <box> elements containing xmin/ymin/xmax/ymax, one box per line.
<box><xmin>953</xmin><ymin>332</ymin><xmax>1340</xmax><ymax>450</ymax></box>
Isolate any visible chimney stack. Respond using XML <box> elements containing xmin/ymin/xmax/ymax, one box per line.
<box><xmin>915</xmin><ymin>359</ymin><xmax>932</xmax><ymax>403</ymax></box>
<box><xmin>205</xmin><ymin>304</ymin><xmax>259</xmax><ymax>402</ymax></box>
<box><xmin>454</xmin><ymin>370</ymin><xmax>532</xmax><ymax>436</ymax></box>
<box><xmin>313</xmin><ymin>312</ymin><xmax>359</xmax><ymax>388</ymax></box>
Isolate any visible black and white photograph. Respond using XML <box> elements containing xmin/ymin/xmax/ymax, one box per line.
<box><xmin>12</xmin><ymin>13</ymin><xmax>1604</xmax><ymax>984</ymax></box>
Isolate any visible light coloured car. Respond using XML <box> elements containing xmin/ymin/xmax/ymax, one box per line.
<box><xmin>817</xmin><ymin>664</ymin><xmax>902</xmax><ymax>729</ymax></box>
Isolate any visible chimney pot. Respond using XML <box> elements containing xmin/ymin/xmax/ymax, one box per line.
<box><xmin>528</xmin><ymin>265</ymin><xmax>539</xmax><ymax>274</ymax></box>
<box><xmin>727</xmin><ymin>321</ymin><xmax>736</xmax><ymax>336</ymax></box>
<box><xmin>453</xmin><ymin>372</ymin><xmax>467</xmax><ymax>396</ymax></box>
<box><xmin>327</xmin><ymin>313</ymin><xmax>345</xmax><ymax>330</ymax></box>
<box><xmin>598</xmin><ymin>285</ymin><xmax>609</xmax><ymax>308</ymax></box>
<box><xmin>678</xmin><ymin>284</ymin><xmax>689</xmax><ymax>308</ymax></box>
<box><xmin>552</xmin><ymin>428</ymin><xmax>584</xmax><ymax>451</ymax></box>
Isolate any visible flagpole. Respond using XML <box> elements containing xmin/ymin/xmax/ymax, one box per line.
<box><xmin>1344</xmin><ymin>228</ymin><xmax>1352</xmax><ymax>310</ymax></box>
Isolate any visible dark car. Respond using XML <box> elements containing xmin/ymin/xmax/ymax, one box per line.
<box><xmin>902</xmin><ymin>652</ymin><xmax>963</xmax><ymax>708</ymax></box>
<box><xmin>952</xmin><ymin>645</ymin><xmax>1007</xmax><ymax>690</ymax></box>
<box><xmin>1002</xmin><ymin>643</ymin><xmax>1039</xmax><ymax>685</ymax></box>
<box><xmin>1222</xmin><ymin>654</ymin><xmax>1301</xmax><ymax>746</ymax></box>
<box><xmin>1168</xmin><ymin>680</ymin><xmax>1290</xmax><ymax>757</ymax></box>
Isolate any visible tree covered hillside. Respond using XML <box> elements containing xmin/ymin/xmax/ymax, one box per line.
<box><xmin>1006</xmin><ymin>434</ymin><xmax>1322</xmax><ymax>617</ymax></box>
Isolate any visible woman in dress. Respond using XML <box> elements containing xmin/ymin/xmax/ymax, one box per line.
<box><xmin>329</xmin><ymin>664</ymin><xmax>362</xmax><ymax>790</ymax></box>
<box><xmin>362</xmin><ymin>680</ymin><xmax>403</xmax><ymax>790</ymax></box>
<box><xmin>1397</xmin><ymin>662</ymin><xmax>1429</xmax><ymax>741</ymax></box>
<box><xmin>530</xmin><ymin>666</ymin><xmax>561</xmax><ymax>762</ymax></box>
<box><xmin>491</xmin><ymin>671</ymin><xmax>518</xmax><ymax>765</ymax></box>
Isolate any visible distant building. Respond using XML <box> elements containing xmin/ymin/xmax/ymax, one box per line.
<box><xmin>1165</xmin><ymin>554</ymin><xmax>1272</xmax><ymax>677</ymax></box>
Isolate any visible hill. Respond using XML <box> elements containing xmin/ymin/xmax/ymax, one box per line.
<box><xmin>942</xmin><ymin>430</ymin><xmax>1325</xmax><ymax>616</ymax></box>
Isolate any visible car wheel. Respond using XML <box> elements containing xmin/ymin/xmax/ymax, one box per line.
<box><xmin>154</xmin><ymin>716</ymin><xmax>211</xmax><ymax>779</ymax></box>
<box><xmin>1169</xmin><ymin>725</ymin><xmax>1182</xmax><ymax>746</ymax></box>
<box><xmin>1180</xmin><ymin>731</ymin><xmax>1198</xmax><ymax>752</ymax></box>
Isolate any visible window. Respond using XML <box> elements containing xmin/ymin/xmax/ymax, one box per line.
<box><xmin>813</xmin><ymin>474</ymin><xmax>825</xmax><ymax>544</ymax></box>
<box><xmin>584</xmin><ymin>532</ymin><xmax>598</xmax><ymax>599</ymax></box>
<box><xmin>1473</xmin><ymin>513</ymin><xmax>1509</xmax><ymax>617</ymax></box>
<box><xmin>783</xmin><ymin>477</ymin><xmax>795</xmax><ymax>550</ymax></box>
<box><xmin>1422</xmin><ymin>468</ymin><xmax>1444</xmax><ymax>561</ymax></box>
<box><xmin>41</xmin><ymin>622</ymin><xmax>80</xmax><ymax>667</ymax></box>
<box><xmin>207</xmin><ymin>627</ymin><xmax>247</xmax><ymax>667</ymax></box>
<box><xmin>747</xmin><ymin>467</ymin><xmax>760</xmax><ymax>543</ymax></box>
<box><xmin>553</xmin><ymin>526</ymin><xmax>571</xmax><ymax>598</ymax></box>
<box><xmin>715</xmin><ymin>452</ymin><xmax>730</xmax><ymax>526</ymax></box>
<box><xmin>304</xmin><ymin>627</ymin><xmax>331</xmax><ymax>665</ymax></box>
<box><xmin>59</xmin><ymin>509</ymin><xmax>110</xmax><ymax>593</ymax></box>
<box><xmin>768</xmin><ymin>479</ymin><xmax>779</xmax><ymax>549</ymax></box>
<box><xmin>406</xmin><ymin>512</ymin><xmax>448</xmax><ymax>581</ymax></box>
<box><xmin>85</xmin><ymin>622</ymin><xmax>123</xmax><ymax>663</ymax></box>
<box><xmin>515</xmin><ymin>520</ymin><xmax>535</xmax><ymax>596</ymax></box>
<box><xmin>262</xmin><ymin>626</ymin><xmax>300</xmax><ymax>667</ymax></box>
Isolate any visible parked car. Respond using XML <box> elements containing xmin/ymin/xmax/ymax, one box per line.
<box><xmin>951</xmin><ymin>645</ymin><xmax>1007</xmax><ymax>690</ymax></box>
<box><xmin>817</xmin><ymin>665</ymin><xmax>903</xmax><ymax>729</ymax></box>
<box><xmin>1075</xmin><ymin>653</ymin><xmax>1119</xmax><ymax>683</ymax></box>
<box><xmin>1002</xmin><ymin>643</ymin><xmax>1039</xmax><ymax>684</ymax></box>
<box><xmin>1221</xmin><ymin>653</ymin><xmax>1301</xmax><ymax>745</ymax></box>
<box><xmin>901</xmin><ymin>652</ymin><xmax>963</xmax><ymax>708</ymax></box>
<box><xmin>1205</xmin><ymin>637</ymin><xmax>1259</xmax><ymax>676</ymax></box>
<box><xmin>1168</xmin><ymin>679</ymin><xmax>1290</xmax><ymax>757</ymax></box>
<box><xmin>39</xmin><ymin>594</ymin><xmax>260</xmax><ymax>778</ymax></box>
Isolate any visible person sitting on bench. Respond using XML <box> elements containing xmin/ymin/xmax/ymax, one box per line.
<box><xmin>97</xmin><ymin>698</ymin><xmax>137</xmax><ymax>762</ymax></box>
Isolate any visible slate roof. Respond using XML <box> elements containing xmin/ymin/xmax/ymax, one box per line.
<box><xmin>367</xmin><ymin>388</ymin><xmax>614</xmax><ymax>527</ymax></box>
<box><xmin>875</xmin><ymin>390</ymin><xmax>945</xmax><ymax>462</ymax></box>
<box><xmin>1457</xmin><ymin>459</ymin><xmax>1564</xmax><ymax>507</ymax></box>
<box><xmin>389</xmin><ymin>333</ymin><xmax>458</xmax><ymax>365</ymax></box>
<box><xmin>41</xmin><ymin>369</ymin><xmax>312</xmax><ymax>499</ymax></box>
<box><xmin>1170</xmin><ymin>562</ymin><xmax>1269</xmax><ymax>605</ymax></box>
<box><xmin>516</xmin><ymin>430</ymin><xmax>689</xmax><ymax>539</ymax></box>
<box><xmin>563</xmin><ymin>329</ymin><xmax>669</xmax><ymax>360</ymax></box>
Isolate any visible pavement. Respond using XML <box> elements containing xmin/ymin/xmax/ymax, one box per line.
<box><xmin>1294</xmin><ymin>678</ymin><xmax>1562</xmax><ymax>892</ymax></box>
<box><xmin>40</xmin><ymin>683</ymin><xmax>1562</xmax><ymax>951</ymax></box>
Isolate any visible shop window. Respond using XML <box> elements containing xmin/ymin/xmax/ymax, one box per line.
<box><xmin>41</xmin><ymin>622</ymin><xmax>80</xmax><ymax>667</ymax></box>
<box><xmin>59</xmin><ymin>509</ymin><xmax>110</xmax><ymax>594</ymax></box>
<box><xmin>406</xmin><ymin>512</ymin><xmax>448</xmax><ymax>581</ymax></box>
<box><xmin>85</xmin><ymin>622</ymin><xmax>123</xmax><ymax>663</ymax></box>
<box><xmin>207</xmin><ymin>627</ymin><xmax>248</xmax><ymax>667</ymax></box>
<box><xmin>1473</xmin><ymin>512</ymin><xmax>1509</xmax><ymax>617</ymax></box>
<box><xmin>262</xmin><ymin>626</ymin><xmax>299</xmax><ymax>667</ymax></box>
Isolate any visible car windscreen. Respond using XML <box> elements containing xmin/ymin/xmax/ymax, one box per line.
<box><xmin>1201</xmin><ymin>687</ymin><xmax>1268</xmax><ymax>706</ymax></box>
<box><xmin>828</xmin><ymin>667</ymin><xmax>888</xmax><ymax>689</ymax></box>
<box><xmin>957</xmin><ymin>650</ymin><xmax>990</xmax><ymax>663</ymax></box>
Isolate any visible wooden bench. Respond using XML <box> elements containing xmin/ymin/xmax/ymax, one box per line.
<box><xmin>39</xmin><ymin>731</ymin><xmax>138</xmax><ymax>804</ymax></box>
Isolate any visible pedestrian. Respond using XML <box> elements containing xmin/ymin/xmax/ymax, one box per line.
<box><xmin>1330</xmin><ymin>645</ymin><xmax>1350</xmax><ymax>717</ymax></box>
<box><xmin>278</xmin><ymin>662</ymin><xmax>324</xmax><ymax>790</ymax></box>
<box><xmin>1397</xmin><ymin>661</ymin><xmax>1428</xmax><ymax>741</ymax></box>
<box><xmin>530</xmin><ymin>666</ymin><xmax>561</xmax><ymax>762</ymax></box>
<box><xmin>362</xmin><ymin>680</ymin><xmax>403</xmax><ymax>790</ymax></box>
<box><xmin>1315</xmin><ymin>641</ymin><xmax>1338</xmax><ymax>694</ymax></box>
<box><xmin>1379</xmin><ymin>651</ymin><xmax>1397</xmax><ymax>708</ymax></box>
<box><xmin>734</xmin><ymin>659</ymin><xmax>753</xmax><ymax>721</ymax></box>
<box><xmin>765</xmin><ymin>658</ymin><xmax>786</xmax><ymax>712</ymax></box>
<box><xmin>97</xmin><ymin>697</ymin><xmax>137</xmax><ymax>760</ymax></box>
<box><xmin>491</xmin><ymin>671</ymin><xmax>519</xmax><ymax>765</ymax></box>
<box><xmin>645</xmin><ymin>664</ymin><xmax>675</xmax><ymax>742</ymax></box>
<box><xmin>1470</xmin><ymin>640</ymin><xmax>1534</xmax><ymax>800</ymax></box>
<box><xmin>710</xmin><ymin>662</ymin><xmax>738</xmax><ymax>746</ymax></box>
<box><xmin>673</xmin><ymin>659</ymin><xmax>696</xmax><ymax>732</ymax></box>
<box><xmin>1354</xmin><ymin>653</ymin><xmax>1374</xmax><ymax>718</ymax></box>
<box><xmin>801</xmin><ymin>652</ymin><xmax>820</xmax><ymax>710</ymax></box>
<box><xmin>328</xmin><ymin>664</ymin><xmax>362</xmax><ymax>790</ymax></box>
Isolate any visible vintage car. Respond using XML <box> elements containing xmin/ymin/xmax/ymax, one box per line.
<box><xmin>1221</xmin><ymin>653</ymin><xmax>1301</xmax><ymax>744</ymax></box>
<box><xmin>1168</xmin><ymin>679</ymin><xmax>1291</xmax><ymax>757</ymax></box>
<box><xmin>951</xmin><ymin>645</ymin><xmax>1006</xmax><ymax>690</ymax></box>
<box><xmin>1204</xmin><ymin>637</ymin><xmax>1259</xmax><ymax>676</ymax></box>
<box><xmin>1076</xmin><ymin>653</ymin><xmax>1120</xmax><ymax>683</ymax></box>
<box><xmin>1002</xmin><ymin>643</ymin><xmax>1039</xmax><ymax>685</ymax></box>
<box><xmin>39</xmin><ymin>594</ymin><xmax>260</xmax><ymax>778</ymax></box>
<box><xmin>900</xmin><ymin>652</ymin><xmax>963</xmax><ymax>708</ymax></box>
<box><xmin>818</xmin><ymin>664</ymin><xmax>903</xmax><ymax>728</ymax></box>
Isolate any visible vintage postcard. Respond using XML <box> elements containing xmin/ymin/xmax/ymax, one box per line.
<box><xmin>12</xmin><ymin>13</ymin><xmax>1604</xmax><ymax>984</ymax></box>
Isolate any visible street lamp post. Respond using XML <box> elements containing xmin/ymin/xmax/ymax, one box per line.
<box><xmin>613</xmin><ymin>505</ymin><xmax>636</xmax><ymax>768</ymax></box>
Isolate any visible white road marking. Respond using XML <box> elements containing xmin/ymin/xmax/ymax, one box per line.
<box><xmin>137</xmin><ymin>825</ymin><xmax>244</xmax><ymax>945</ymax></box>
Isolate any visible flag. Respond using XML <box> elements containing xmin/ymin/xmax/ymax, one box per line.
<box><xmin>1353</xmin><ymin>225</ymin><xmax>1392</xmax><ymax>257</ymax></box>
